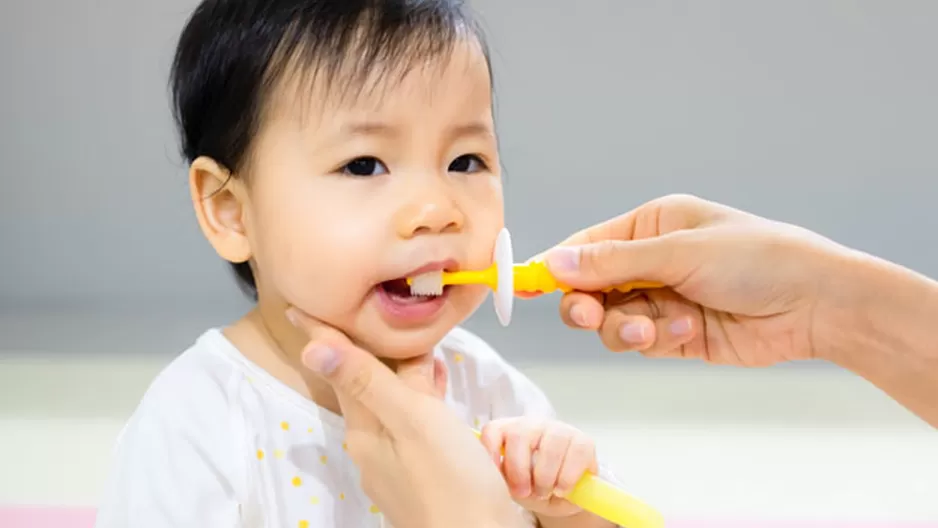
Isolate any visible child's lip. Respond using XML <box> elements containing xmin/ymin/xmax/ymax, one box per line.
<box><xmin>401</xmin><ymin>258</ymin><xmax>460</xmax><ymax>279</ymax></box>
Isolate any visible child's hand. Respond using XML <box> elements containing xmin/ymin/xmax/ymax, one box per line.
<box><xmin>479</xmin><ymin>418</ymin><xmax>597</xmax><ymax>519</ymax></box>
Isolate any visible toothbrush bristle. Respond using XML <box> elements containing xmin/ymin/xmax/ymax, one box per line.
<box><xmin>408</xmin><ymin>271</ymin><xmax>444</xmax><ymax>296</ymax></box>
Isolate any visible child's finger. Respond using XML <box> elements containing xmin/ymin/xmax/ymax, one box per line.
<box><xmin>532</xmin><ymin>424</ymin><xmax>572</xmax><ymax>499</ymax></box>
<box><xmin>503</xmin><ymin>420</ymin><xmax>542</xmax><ymax>499</ymax></box>
<box><xmin>554</xmin><ymin>436</ymin><xmax>597</xmax><ymax>498</ymax></box>
<box><xmin>479</xmin><ymin>422</ymin><xmax>507</xmax><ymax>466</ymax></box>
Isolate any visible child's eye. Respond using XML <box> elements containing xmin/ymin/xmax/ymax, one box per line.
<box><xmin>448</xmin><ymin>154</ymin><xmax>487</xmax><ymax>173</ymax></box>
<box><xmin>342</xmin><ymin>157</ymin><xmax>389</xmax><ymax>177</ymax></box>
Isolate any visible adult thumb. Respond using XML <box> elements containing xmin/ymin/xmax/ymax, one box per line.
<box><xmin>544</xmin><ymin>231</ymin><xmax>700</xmax><ymax>291</ymax></box>
<box><xmin>302</xmin><ymin>339</ymin><xmax>412</xmax><ymax>432</ymax></box>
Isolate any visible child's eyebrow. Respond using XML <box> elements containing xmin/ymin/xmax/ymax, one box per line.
<box><xmin>340</xmin><ymin>121</ymin><xmax>397</xmax><ymax>137</ymax></box>
<box><xmin>335</xmin><ymin>120</ymin><xmax>494</xmax><ymax>142</ymax></box>
<box><xmin>444</xmin><ymin>122</ymin><xmax>495</xmax><ymax>143</ymax></box>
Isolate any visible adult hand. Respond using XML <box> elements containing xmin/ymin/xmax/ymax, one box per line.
<box><xmin>538</xmin><ymin>194</ymin><xmax>858</xmax><ymax>367</ymax></box>
<box><xmin>535</xmin><ymin>193</ymin><xmax>938</xmax><ymax>428</ymax></box>
<box><xmin>286</xmin><ymin>308</ymin><xmax>527</xmax><ymax>528</ymax></box>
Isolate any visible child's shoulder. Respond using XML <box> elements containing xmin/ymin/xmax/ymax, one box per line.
<box><xmin>129</xmin><ymin>329</ymin><xmax>247</xmax><ymax>431</ymax></box>
<box><xmin>96</xmin><ymin>330</ymin><xmax>252</xmax><ymax>526</ymax></box>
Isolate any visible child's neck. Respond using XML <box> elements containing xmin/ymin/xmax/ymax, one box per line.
<box><xmin>223</xmin><ymin>307</ymin><xmax>340</xmax><ymax>414</ymax></box>
<box><xmin>223</xmin><ymin>306</ymin><xmax>431</xmax><ymax>417</ymax></box>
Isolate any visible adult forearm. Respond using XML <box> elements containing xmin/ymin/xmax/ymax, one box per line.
<box><xmin>819</xmin><ymin>249</ymin><xmax>938</xmax><ymax>427</ymax></box>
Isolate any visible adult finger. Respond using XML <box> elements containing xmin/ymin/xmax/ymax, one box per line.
<box><xmin>526</xmin><ymin>194</ymin><xmax>731</xmax><ymax>293</ymax></box>
<box><xmin>286</xmin><ymin>306</ymin><xmax>347</xmax><ymax>344</ymax></box>
<box><xmin>287</xmin><ymin>307</ymin><xmax>385</xmax><ymax>430</ymax></box>
<box><xmin>301</xmin><ymin>337</ymin><xmax>420</xmax><ymax>434</ymax></box>
<box><xmin>593</xmin><ymin>290</ymin><xmax>699</xmax><ymax>351</ymax></box>
<box><xmin>558</xmin><ymin>291</ymin><xmax>605</xmax><ymax>330</ymax></box>
<box><xmin>561</xmin><ymin>288</ymin><xmax>655</xmax><ymax>331</ymax></box>
<box><xmin>545</xmin><ymin>230</ymin><xmax>704</xmax><ymax>292</ymax></box>
<box><xmin>530</xmin><ymin>194</ymin><xmax>719</xmax><ymax>260</ymax></box>
<box><xmin>596</xmin><ymin>311</ymin><xmax>657</xmax><ymax>352</ymax></box>
<box><xmin>598</xmin><ymin>309</ymin><xmax>697</xmax><ymax>355</ymax></box>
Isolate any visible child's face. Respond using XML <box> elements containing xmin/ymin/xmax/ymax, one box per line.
<box><xmin>246</xmin><ymin>40</ymin><xmax>502</xmax><ymax>358</ymax></box>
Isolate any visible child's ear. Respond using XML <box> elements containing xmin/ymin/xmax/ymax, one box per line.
<box><xmin>189</xmin><ymin>156</ymin><xmax>252</xmax><ymax>265</ymax></box>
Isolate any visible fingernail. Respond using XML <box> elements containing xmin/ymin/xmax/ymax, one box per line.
<box><xmin>516</xmin><ymin>485</ymin><xmax>531</xmax><ymax>498</ymax></box>
<box><xmin>545</xmin><ymin>247</ymin><xmax>580</xmax><ymax>273</ymax></box>
<box><xmin>569</xmin><ymin>304</ymin><xmax>589</xmax><ymax>327</ymax></box>
<box><xmin>619</xmin><ymin>321</ymin><xmax>647</xmax><ymax>344</ymax></box>
<box><xmin>303</xmin><ymin>344</ymin><xmax>340</xmax><ymax>375</ymax></box>
<box><xmin>554</xmin><ymin>487</ymin><xmax>569</xmax><ymax>498</ymax></box>
<box><xmin>670</xmin><ymin>317</ymin><xmax>693</xmax><ymax>337</ymax></box>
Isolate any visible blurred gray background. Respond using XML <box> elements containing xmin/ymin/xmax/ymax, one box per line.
<box><xmin>1</xmin><ymin>0</ymin><xmax>937</xmax><ymax>361</ymax></box>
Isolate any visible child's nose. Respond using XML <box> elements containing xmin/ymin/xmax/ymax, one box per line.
<box><xmin>394</xmin><ymin>198</ymin><xmax>465</xmax><ymax>238</ymax></box>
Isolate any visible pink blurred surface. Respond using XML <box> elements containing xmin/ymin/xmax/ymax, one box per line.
<box><xmin>1</xmin><ymin>508</ymin><xmax>97</xmax><ymax>528</ymax></box>
<box><xmin>2</xmin><ymin>507</ymin><xmax>936</xmax><ymax>528</ymax></box>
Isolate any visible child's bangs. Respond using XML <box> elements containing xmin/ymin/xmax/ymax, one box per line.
<box><xmin>263</xmin><ymin>5</ymin><xmax>482</xmax><ymax>115</ymax></box>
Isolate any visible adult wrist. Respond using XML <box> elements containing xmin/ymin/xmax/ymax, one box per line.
<box><xmin>816</xmin><ymin>247</ymin><xmax>936</xmax><ymax>366</ymax></box>
<box><xmin>814</xmin><ymin>246</ymin><xmax>938</xmax><ymax>426</ymax></box>
<box><xmin>811</xmin><ymin>247</ymin><xmax>878</xmax><ymax>365</ymax></box>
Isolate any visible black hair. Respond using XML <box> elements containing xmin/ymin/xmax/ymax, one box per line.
<box><xmin>169</xmin><ymin>0</ymin><xmax>490</xmax><ymax>300</ymax></box>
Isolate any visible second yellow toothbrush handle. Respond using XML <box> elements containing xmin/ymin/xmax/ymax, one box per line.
<box><xmin>566</xmin><ymin>472</ymin><xmax>665</xmax><ymax>528</ymax></box>
<box><xmin>513</xmin><ymin>262</ymin><xmax>665</xmax><ymax>294</ymax></box>
<box><xmin>471</xmin><ymin>428</ymin><xmax>664</xmax><ymax>528</ymax></box>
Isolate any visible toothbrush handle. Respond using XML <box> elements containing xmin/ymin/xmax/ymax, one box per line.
<box><xmin>511</xmin><ymin>262</ymin><xmax>665</xmax><ymax>294</ymax></box>
<box><xmin>560</xmin><ymin>280</ymin><xmax>666</xmax><ymax>294</ymax></box>
<box><xmin>567</xmin><ymin>472</ymin><xmax>665</xmax><ymax>528</ymax></box>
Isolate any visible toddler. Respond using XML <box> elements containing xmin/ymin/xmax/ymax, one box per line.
<box><xmin>95</xmin><ymin>1</ymin><xmax>621</xmax><ymax>527</ymax></box>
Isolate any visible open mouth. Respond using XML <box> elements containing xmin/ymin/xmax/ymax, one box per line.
<box><xmin>379</xmin><ymin>278</ymin><xmax>450</xmax><ymax>304</ymax></box>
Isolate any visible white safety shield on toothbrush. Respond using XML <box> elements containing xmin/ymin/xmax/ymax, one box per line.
<box><xmin>493</xmin><ymin>227</ymin><xmax>514</xmax><ymax>327</ymax></box>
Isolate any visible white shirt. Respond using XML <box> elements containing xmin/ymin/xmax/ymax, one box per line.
<box><xmin>95</xmin><ymin>327</ymin><xmax>564</xmax><ymax>528</ymax></box>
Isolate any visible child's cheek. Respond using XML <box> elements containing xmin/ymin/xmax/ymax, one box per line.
<box><xmin>259</xmin><ymin>245</ymin><xmax>364</xmax><ymax>323</ymax></box>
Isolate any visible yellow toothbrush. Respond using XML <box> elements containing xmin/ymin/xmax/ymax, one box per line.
<box><xmin>471</xmin><ymin>429</ymin><xmax>664</xmax><ymax>528</ymax></box>
<box><xmin>408</xmin><ymin>228</ymin><xmax>663</xmax><ymax>326</ymax></box>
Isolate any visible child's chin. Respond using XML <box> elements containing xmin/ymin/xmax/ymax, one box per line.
<box><xmin>356</xmin><ymin>326</ymin><xmax>450</xmax><ymax>360</ymax></box>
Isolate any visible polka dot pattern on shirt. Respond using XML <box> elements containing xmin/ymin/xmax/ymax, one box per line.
<box><xmin>255</xmin><ymin>417</ymin><xmax>384</xmax><ymax>525</ymax></box>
